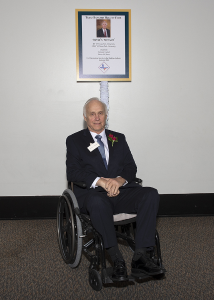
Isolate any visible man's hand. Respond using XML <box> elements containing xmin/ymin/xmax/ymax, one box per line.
<box><xmin>103</xmin><ymin>177</ymin><xmax>126</xmax><ymax>197</ymax></box>
<box><xmin>96</xmin><ymin>177</ymin><xmax>118</xmax><ymax>196</ymax></box>
<box><xmin>96</xmin><ymin>177</ymin><xmax>126</xmax><ymax>197</ymax></box>
<box><xmin>96</xmin><ymin>177</ymin><xmax>108</xmax><ymax>191</ymax></box>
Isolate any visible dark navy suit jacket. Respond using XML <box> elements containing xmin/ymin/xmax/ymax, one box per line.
<box><xmin>97</xmin><ymin>28</ymin><xmax>110</xmax><ymax>37</ymax></box>
<box><xmin>66</xmin><ymin>128</ymin><xmax>138</xmax><ymax>208</ymax></box>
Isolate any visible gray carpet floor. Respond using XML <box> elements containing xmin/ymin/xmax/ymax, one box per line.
<box><xmin>0</xmin><ymin>216</ymin><xmax>214</xmax><ymax>299</ymax></box>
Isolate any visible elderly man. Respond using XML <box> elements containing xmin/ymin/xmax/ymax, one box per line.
<box><xmin>66</xmin><ymin>97</ymin><xmax>164</xmax><ymax>281</ymax></box>
<box><xmin>97</xmin><ymin>20</ymin><xmax>110</xmax><ymax>37</ymax></box>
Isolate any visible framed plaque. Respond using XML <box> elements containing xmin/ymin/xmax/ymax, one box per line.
<box><xmin>76</xmin><ymin>9</ymin><xmax>131</xmax><ymax>81</ymax></box>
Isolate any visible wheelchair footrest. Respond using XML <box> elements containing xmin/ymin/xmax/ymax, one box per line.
<box><xmin>105</xmin><ymin>267</ymin><xmax>135</xmax><ymax>283</ymax></box>
<box><xmin>131</xmin><ymin>272</ymin><xmax>152</xmax><ymax>280</ymax></box>
<box><xmin>111</xmin><ymin>275</ymin><xmax>135</xmax><ymax>283</ymax></box>
<box><xmin>102</xmin><ymin>268</ymin><xmax>113</xmax><ymax>284</ymax></box>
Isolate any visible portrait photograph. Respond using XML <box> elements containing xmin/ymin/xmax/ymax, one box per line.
<box><xmin>96</xmin><ymin>19</ymin><xmax>111</xmax><ymax>38</ymax></box>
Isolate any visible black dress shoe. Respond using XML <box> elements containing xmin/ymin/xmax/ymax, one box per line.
<box><xmin>131</xmin><ymin>252</ymin><xmax>165</xmax><ymax>276</ymax></box>
<box><xmin>112</xmin><ymin>258</ymin><xmax>128</xmax><ymax>281</ymax></box>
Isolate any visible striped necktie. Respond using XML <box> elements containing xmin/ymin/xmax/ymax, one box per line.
<box><xmin>95</xmin><ymin>135</ymin><xmax>108</xmax><ymax>169</ymax></box>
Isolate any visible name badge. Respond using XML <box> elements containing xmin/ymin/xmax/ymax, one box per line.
<box><xmin>87</xmin><ymin>142</ymin><xmax>100</xmax><ymax>152</ymax></box>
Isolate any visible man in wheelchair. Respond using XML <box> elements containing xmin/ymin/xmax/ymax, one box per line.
<box><xmin>66</xmin><ymin>97</ymin><xmax>165</xmax><ymax>281</ymax></box>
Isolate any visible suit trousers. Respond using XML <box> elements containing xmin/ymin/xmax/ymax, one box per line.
<box><xmin>81</xmin><ymin>186</ymin><xmax>160</xmax><ymax>249</ymax></box>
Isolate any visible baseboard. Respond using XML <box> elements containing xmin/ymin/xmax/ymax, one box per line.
<box><xmin>0</xmin><ymin>194</ymin><xmax>214</xmax><ymax>220</ymax></box>
<box><xmin>0</xmin><ymin>196</ymin><xmax>59</xmax><ymax>220</ymax></box>
<box><xmin>158</xmin><ymin>193</ymin><xmax>214</xmax><ymax>217</ymax></box>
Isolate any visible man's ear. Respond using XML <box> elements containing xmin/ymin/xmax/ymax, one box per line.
<box><xmin>83</xmin><ymin>114</ymin><xmax>87</xmax><ymax>122</ymax></box>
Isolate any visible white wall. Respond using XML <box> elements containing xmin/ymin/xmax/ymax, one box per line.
<box><xmin>0</xmin><ymin>0</ymin><xmax>213</xmax><ymax>196</ymax></box>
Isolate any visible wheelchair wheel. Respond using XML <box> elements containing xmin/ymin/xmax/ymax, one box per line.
<box><xmin>89</xmin><ymin>269</ymin><xmax>102</xmax><ymax>291</ymax></box>
<box><xmin>57</xmin><ymin>189</ymin><xmax>82</xmax><ymax>268</ymax></box>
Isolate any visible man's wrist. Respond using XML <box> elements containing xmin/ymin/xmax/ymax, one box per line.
<box><xmin>91</xmin><ymin>177</ymin><xmax>100</xmax><ymax>189</ymax></box>
<box><xmin>116</xmin><ymin>176</ymin><xmax>127</xmax><ymax>186</ymax></box>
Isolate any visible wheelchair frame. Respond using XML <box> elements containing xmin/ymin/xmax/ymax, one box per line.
<box><xmin>57</xmin><ymin>182</ymin><xmax>164</xmax><ymax>291</ymax></box>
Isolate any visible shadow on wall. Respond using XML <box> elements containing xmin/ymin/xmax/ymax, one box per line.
<box><xmin>83</xmin><ymin>119</ymin><xmax>87</xmax><ymax>129</ymax></box>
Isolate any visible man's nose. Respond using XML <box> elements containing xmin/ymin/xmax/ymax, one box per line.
<box><xmin>95</xmin><ymin>114</ymin><xmax>100</xmax><ymax>120</ymax></box>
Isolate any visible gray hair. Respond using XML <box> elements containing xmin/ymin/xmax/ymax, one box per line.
<box><xmin>83</xmin><ymin>97</ymin><xmax>107</xmax><ymax>117</ymax></box>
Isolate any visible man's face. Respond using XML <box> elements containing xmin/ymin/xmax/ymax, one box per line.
<box><xmin>102</xmin><ymin>22</ymin><xmax>107</xmax><ymax>29</ymax></box>
<box><xmin>84</xmin><ymin>100</ymin><xmax>107</xmax><ymax>134</ymax></box>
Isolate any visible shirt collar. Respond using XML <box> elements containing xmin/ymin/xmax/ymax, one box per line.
<box><xmin>90</xmin><ymin>129</ymin><xmax>106</xmax><ymax>140</ymax></box>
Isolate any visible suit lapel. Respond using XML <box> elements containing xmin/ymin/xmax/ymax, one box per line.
<box><xmin>83</xmin><ymin>128</ymin><xmax>94</xmax><ymax>145</ymax></box>
<box><xmin>105</xmin><ymin>129</ymin><xmax>115</xmax><ymax>171</ymax></box>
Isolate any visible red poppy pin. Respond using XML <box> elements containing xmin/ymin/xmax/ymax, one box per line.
<box><xmin>108</xmin><ymin>134</ymin><xmax>118</xmax><ymax>147</ymax></box>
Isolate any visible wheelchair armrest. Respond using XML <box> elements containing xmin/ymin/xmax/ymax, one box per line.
<box><xmin>68</xmin><ymin>181</ymin><xmax>87</xmax><ymax>189</ymax></box>
<box><xmin>74</xmin><ymin>181</ymin><xmax>87</xmax><ymax>188</ymax></box>
<box><xmin>135</xmin><ymin>178</ymin><xmax>142</xmax><ymax>184</ymax></box>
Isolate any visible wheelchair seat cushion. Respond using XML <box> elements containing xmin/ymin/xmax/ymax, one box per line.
<box><xmin>81</xmin><ymin>213</ymin><xmax>137</xmax><ymax>224</ymax></box>
<box><xmin>113</xmin><ymin>213</ymin><xmax>137</xmax><ymax>222</ymax></box>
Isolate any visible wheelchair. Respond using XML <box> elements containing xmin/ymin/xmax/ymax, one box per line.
<box><xmin>57</xmin><ymin>179</ymin><xmax>165</xmax><ymax>291</ymax></box>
